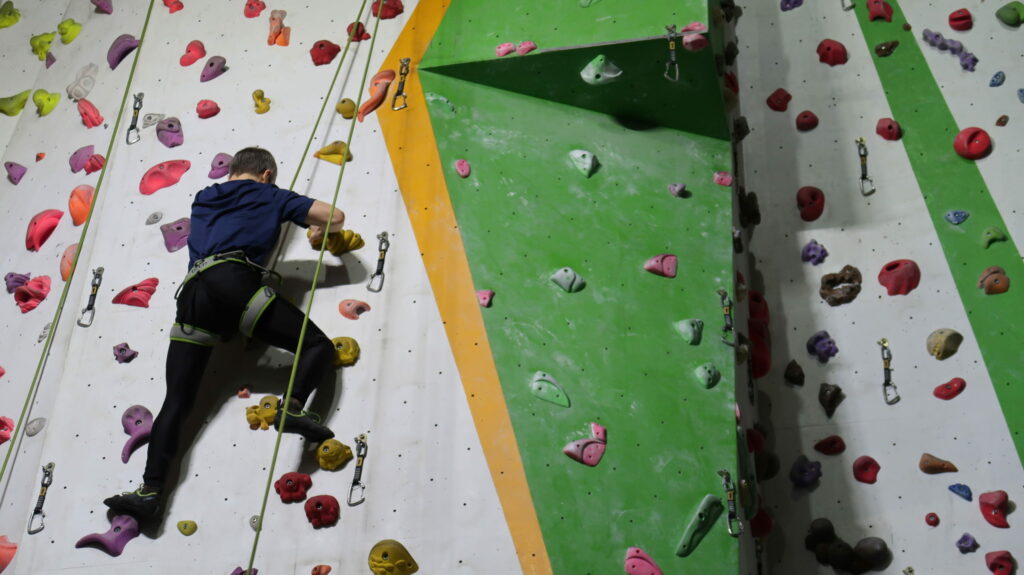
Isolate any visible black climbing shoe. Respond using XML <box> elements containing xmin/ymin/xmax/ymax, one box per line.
<box><xmin>274</xmin><ymin>409</ymin><xmax>335</xmax><ymax>443</ymax></box>
<box><xmin>103</xmin><ymin>486</ymin><xmax>162</xmax><ymax>519</ymax></box>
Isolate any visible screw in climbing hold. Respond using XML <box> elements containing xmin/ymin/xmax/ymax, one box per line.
<box><xmin>878</xmin><ymin>338</ymin><xmax>900</xmax><ymax>405</ymax></box>
<box><xmin>126</xmin><ymin>93</ymin><xmax>143</xmax><ymax>145</ymax></box>
<box><xmin>856</xmin><ymin>138</ymin><xmax>875</xmax><ymax>196</ymax></box>
<box><xmin>391</xmin><ymin>58</ymin><xmax>411</xmax><ymax>111</ymax></box>
<box><xmin>664</xmin><ymin>25</ymin><xmax>679</xmax><ymax>82</ymax></box>
<box><xmin>77</xmin><ymin>267</ymin><xmax>104</xmax><ymax>327</ymax></box>
<box><xmin>367</xmin><ymin>232</ymin><xmax>389</xmax><ymax>293</ymax></box>
<box><xmin>27</xmin><ymin>462</ymin><xmax>54</xmax><ymax>534</ymax></box>
<box><xmin>348</xmin><ymin>434</ymin><xmax>369</xmax><ymax>505</ymax></box>
<box><xmin>717</xmin><ymin>469</ymin><xmax>743</xmax><ymax>536</ymax></box>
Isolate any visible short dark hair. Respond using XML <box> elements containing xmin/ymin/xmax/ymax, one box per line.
<box><xmin>229</xmin><ymin>147</ymin><xmax>278</xmax><ymax>183</ymax></box>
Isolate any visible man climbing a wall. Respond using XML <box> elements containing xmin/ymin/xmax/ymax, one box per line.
<box><xmin>103</xmin><ymin>147</ymin><xmax>348</xmax><ymax>519</ymax></box>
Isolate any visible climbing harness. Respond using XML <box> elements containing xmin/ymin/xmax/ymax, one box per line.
<box><xmin>348</xmin><ymin>434</ymin><xmax>368</xmax><ymax>506</ymax></box>
<box><xmin>391</xmin><ymin>58</ymin><xmax>411</xmax><ymax>111</ymax></box>
<box><xmin>718</xmin><ymin>469</ymin><xmax>743</xmax><ymax>536</ymax></box>
<box><xmin>664</xmin><ymin>25</ymin><xmax>680</xmax><ymax>82</ymax></box>
<box><xmin>878</xmin><ymin>338</ymin><xmax>900</xmax><ymax>405</ymax></box>
<box><xmin>77</xmin><ymin>267</ymin><xmax>104</xmax><ymax>327</ymax></box>
<box><xmin>841</xmin><ymin>0</ymin><xmax>856</xmax><ymax>10</ymax></box>
<box><xmin>126</xmin><ymin>92</ymin><xmax>143</xmax><ymax>145</ymax></box>
<box><xmin>716</xmin><ymin>288</ymin><xmax>735</xmax><ymax>345</ymax></box>
<box><xmin>27</xmin><ymin>462</ymin><xmax>54</xmax><ymax>535</ymax></box>
<box><xmin>856</xmin><ymin>138</ymin><xmax>875</xmax><ymax>196</ymax></box>
<box><xmin>367</xmin><ymin>232</ymin><xmax>390</xmax><ymax>293</ymax></box>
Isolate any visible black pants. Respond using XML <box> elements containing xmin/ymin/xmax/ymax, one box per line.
<box><xmin>143</xmin><ymin>262</ymin><xmax>335</xmax><ymax>489</ymax></box>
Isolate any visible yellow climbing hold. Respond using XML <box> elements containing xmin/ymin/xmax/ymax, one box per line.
<box><xmin>332</xmin><ymin>336</ymin><xmax>360</xmax><ymax>367</ymax></box>
<box><xmin>0</xmin><ymin>89</ymin><xmax>31</xmax><ymax>116</ymax></box>
<box><xmin>315</xmin><ymin>438</ymin><xmax>353</xmax><ymax>471</ymax></box>
<box><xmin>0</xmin><ymin>1</ymin><xmax>21</xmax><ymax>29</ymax></box>
<box><xmin>245</xmin><ymin>395</ymin><xmax>279</xmax><ymax>430</ymax></box>
<box><xmin>308</xmin><ymin>228</ymin><xmax>364</xmax><ymax>256</ymax></box>
<box><xmin>252</xmin><ymin>89</ymin><xmax>271</xmax><ymax>114</ymax></box>
<box><xmin>29</xmin><ymin>31</ymin><xmax>55</xmax><ymax>61</ymax></box>
<box><xmin>176</xmin><ymin>520</ymin><xmax>198</xmax><ymax>536</ymax></box>
<box><xmin>313</xmin><ymin>141</ymin><xmax>352</xmax><ymax>165</ymax></box>
<box><xmin>32</xmin><ymin>89</ymin><xmax>59</xmax><ymax>116</ymax></box>
<box><xmin>335</xmin><ymin>98</ymin><xmax>355</xmax><ymax>119</ymax></box>
<box><xmin>368</xmin><ymin>540</ymin><xmax>419</xmax><ymax>575</ymax></box>
<box><xmin>57</xmin><ymin>18</ymin><xmax>82</xmax><ymax>44</ymax></box>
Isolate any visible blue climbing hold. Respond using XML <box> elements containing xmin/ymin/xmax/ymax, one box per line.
<box><xmin>780</xmin><ymin>0</ymin><xmax>803</xmax><ymax>11</ymax></box>
<box><xmin>990</xmin><ymin>71</ymin><xmax>1005</xmax><ymax>87</ymax></box>
<box><xmin>944</xmin><ymin>210</ymin><xmax>969</xmax><ymax>225</ymax></box>
<box><xmin>1018</xmin><ymin>88</ymin><xmax>1024</xmax><ymax>103</ymax></box>
<box><xmin>949</xmin><ymin>483</ymin><xmax>973</xmax><ymax>501</ymax></box>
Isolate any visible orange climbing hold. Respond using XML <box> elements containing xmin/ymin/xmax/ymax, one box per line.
<box><xmin>26</xmin><ymin>209</ymin><xmax>64</xmax><ymax>251</ymax></box>
<box><xmin>357</xmin><ymin>69</ymin><xmax>396</xmax><ymax>122</ymax></box>
<box><xmin>267</xmin><ymin>10</ymin><xmax>290</xmax><ymax>46</ymax></box>
<box><xmin>140</xmin><ymin>160</ymin><xmax>191</xmax><ymax>195</ymax></box>
<box><xmin>69</xmin><ymin>185</ymin><xmax>94</xmax><ymax>225</ymax></box>
<box><xmin>112</xmin><ymin>278</ymin><xmax>159</xmax><ymax>307</ymax></box>
<box><xmin>60</xmin><ymin>244</ymin><xmax>78</xmax><ymax>281</ymax></box>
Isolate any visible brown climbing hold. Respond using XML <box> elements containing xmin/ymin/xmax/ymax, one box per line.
<box><xmin>819</xmin><ymin>383</ymin><xmax>844</xmax><ymax>417</ymax></box>
<box><xmin>817</xmin><ymin>39</ymin><xmax>848</xmax><ymax>66</ymax></box>
<box><xmin>996</xmin><ymin>115</ymin><xmax>1009</xmax><ymax>127</ymax></box>
<box><xmin>814</xmin><ymin>435</ymin><xmax>846</xmax><ymax>455</ymax></box>
<box><xmin>919</xmin><ymin>452</ymin><xmax>958</xmax><ymax>474</ymax></box>
<box><xmin>852</xmin><ymin>456</ymin><xmax>881</xmax><ymax>484</ymax></box>
<box><xmin>978</xmin><ymin>266</ymin><xmax>1010</xmax><ymax>295</ymax></box>
<box><xmin>784</xmin><ymin>359</ymin><xmax>805</xmax><ymax>386</ymax></box>
<box><xmin>796</xmin><ymin>110</ymin><xmax>819</xmax><ymax>132</ymax></box>
<box><xmin>766</xmin><ymin>88</ymin><xmax>791</xmax><ymax>112</ymax></box>
<box><xmin>926</xmin><ymin>328</ymin><xmax>963</xmax><ymax>360</ymax></box>
<box><xmin>819</xmin><ymin>265</ymin><xmax>862</xmax><ymax>306</ymax></box>
<box><xmin>903</xmin><ymin>23</ymin><xmax>912</xmax><ymax>31</ymax></box>
<box><xmin>876</xmin><ymin>118</ymin><xmax>902</xmax><ymax>140</ymax></box>
<box><xmin>874</xmin><ymin>41</ymin><xmax>899</xmax><ymax>57</ymax></box>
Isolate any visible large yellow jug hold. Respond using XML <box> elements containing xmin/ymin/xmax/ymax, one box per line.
<box><xmin>368</xmin><ymin>540</ymin><xmax>418</xmax><ymax>575</ymax></box>
<box><xmin>313</xmin><ymin>141</ymin><xmax>353</xmax><ymax>165</ymax></box>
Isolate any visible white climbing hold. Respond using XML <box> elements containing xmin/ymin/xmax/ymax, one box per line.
<box><xmin>569</xmin><ymin>149</ymin><xmax>598</xmax><ymax>178</ymax></box>
<box><xmin>551</xmin><ymin>267</ymin><xmax>586</xmax><ymax>292</ymax></box>
<box><xmin>580</xmin><ymin>54</ymin><xmax>622</xmax><ymax>85</ymax></box>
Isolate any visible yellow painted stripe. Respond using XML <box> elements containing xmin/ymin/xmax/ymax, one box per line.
<box><xmin>377</xmin><ymin>2</ymin><xmax>553</xmax><ymax>574</ymax></box>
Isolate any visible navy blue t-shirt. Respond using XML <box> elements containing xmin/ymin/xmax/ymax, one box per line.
<box><xmin>187</xmin><ymin>179</ymin><xmax>315</xmax><ymax>268</ymax></box>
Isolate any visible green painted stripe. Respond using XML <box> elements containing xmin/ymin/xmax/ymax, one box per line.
<box><xmin>853</xmin><ymin>2</ymin><xmax>1024</xmax><ymax>460</ymax></box>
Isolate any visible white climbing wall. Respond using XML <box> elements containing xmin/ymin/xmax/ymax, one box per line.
<box><xmin>733</xmin><ymin>0</ymin><xmax>1022</xmax><ymax>573</ymax></box>
<box><xmin>0</xmin><ymin>1</ymin><xmax>521</xmax><ymax>573</ymax></box>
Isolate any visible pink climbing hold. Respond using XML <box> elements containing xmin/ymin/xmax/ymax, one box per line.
<box><xmin>60</xmin><ymin>244</ymin><xmax>78</xmax><ymax>281</ymax></box>
<box><xmin>139</xmin><ymin>160</ymin><xmax>191</xmax><ymax>195</ymax></box>
<box><xmin>200</xmin><ymin>56</ymin><xmax>227</xmax><ymax>82</ymax></box>
<box><xmin>0</xmin><ymin>536</ymin><xmax>15</xmax><ymax>575</ymax></box>
<box><xmin>120</xmin><ymin>405</ymin><xmax>152</xmax><ymax>462</ymax></box>
<box><xmin>682</xmin><ymin>21</ymin><xmax>708</xmax><ymax>33</ymax></box>
<box><xmin>643</xmin><ymin>254</ymin><xmax>678</xmax><ymax>278</ymax></box>
<box><xmin>91</xmin><ymin>0</ymin><xmax>113</xmax><ymax>14</ymax></box>
<box><xmin>714</xmin><ymin>171</ymin><xmax>734</xmax><ymax>186</ymax></box>
<box><xmin>877</xmin><ymin>259</ymin><xmax>921</xmax><ymax>295</ymax></box>
<box><xmin>196</xmin><ymin>99</ymin><xmax>220</xmax><ymax>119</ymax></box>
<box><xmin>476</xmin><ymin>290</ymin><xmax>494</xmax><ymax>307</ymax></box>
<box><xmin>346</xmin><ymin>22</ymin><xmax>370</xmax><ymax>42</ymax></box>
<box><xmin>14</xmin><ymin>276</ymin><xmax>51</xmax><ymax>313</ymax></box>
<box><xmin>979</xmin><ymin>490</ymin><xmax>1010</xmax><ymax>528</ymax></box>
<box><xmin>563</xmin><ymin>422</ymin><xmax>607</xmax><ymax>467</ymax></box>
<box><xmin>78</xmin><ymin>99</ymin><xmax>104</xmax><ymax>128</ymax></box>
<box><xmin>163</xmin><ymin>0</ymin><xmax>183</xmax><ymax>12</ymax></box>
<box><xmin>310</xmin><ymin>40</ymin><xmax>341</xmax><ymax>66</ymax></box>
<box><xmin>867</xmin><ymin>0</ymin><xmax>894</xmax><ymax>22</ymax></box>
<box><xmin>516</xmin><ymin>41</ymin><xmax>537</xmax><ymax>55</ymax></box>
<box><xmin>796</xmin><ymin>110</ymin><xmax>819</xmax><ymax>132</ymax></box>
<box><xmin>26</xmin><ymin>209</ymin><xmax>64</xmax><ymax>251</ymax></box>
<box><xmin>496</xmin><ymin>42</ymin><xmax>516</xmax><ymax>57</ymax></box>
<box><xmin>208</xmin><ymin>152</ymin><xmax>232</xmax><ymax>179</ymax></box>
<box><xmin>817</xmin><ymin>39</ymin><xmax>849</xmax><ymax>66</ymax></box>
<box><xmin>624</xmin><ymin>547</ymin><xmax>663</xmax><ymax>575</ymax></box>
<box><xmin>371</xmin><ymin>0</ymin><xmax>404</xmax><ymax>20</ymax></box>
<box><xmin>933</xmin><ymin>377</ymin><xmax>966</xmax><ymax>400</ymax></box>
<box><xmin>112</xmin><ymin>278</ymin><xmax>159</xmax><ymax>308</ymax></box>
<box><xmin>69</xmin><ymin>145</ymin><xmax>95</xmax><ymax>173</ymax></box>
<box><xmin>244</xmin><ymin>0</ymin><xmax>265</xmax><ymax>18</ymax></box>
<box><xmin>338</xmin><ymin>299</ymin><xmax>371</xmax><ymax>319</ymax></box>
<box><xmin>75</xmin><ymin>515</ymin><xmax>140</xmax><ymax>557</ymax></box>
<box><xmin>766</xmin><ymin>88</ymin><xmax>792</xmax><ymax>112</ymax></box>
<box><xmin>179</xmin><ymin>40</ymin><xmax>205</xmax><ymax>66</ymax></box>
<box><xmin>852</xmin><ymin>455</ymin><xmax>881</xmax><ymax>484</ymax></box>
<box><xmin>876</xmin><ymin>118</ymin><xmax>902</xmax><ymax>140</ymax></box>
<box><xmin>0</xmin><ymin>416</ymin><xmax>14</xmax><ymax>445</ymax></box>
<box><xmin>683</xmin><ymin>34</ymin><xmax>709</xmax><ymax>52</ymax></box>
<box><xmin>107</xmin><ymin>34</ymin><xmax>139</xmax><ymax>70</ymax></box>
<box><xmin>455</xmin><ymin>159</ymin><xmax>471</xmax><ymax>178</ymax></box>
<box><xmin>5</xmin><ymin>161</ymin><xmax>26</xmax><ymax>185</ymax></box>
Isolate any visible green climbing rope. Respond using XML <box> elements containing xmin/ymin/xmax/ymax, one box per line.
<box><xmin>0</xmin><ymin>0</ymin><xmax>158</xmax><ymax>493</ymax></box>
<box><xmin>246</xmin><ymin>4</ymin><xmax>385</xmax><ymax>571</ymax></box>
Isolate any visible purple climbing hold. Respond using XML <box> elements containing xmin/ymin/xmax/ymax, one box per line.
<box><xmin>69</xmin><ymin>145</ymin><xmax>94</xmax><ymax>173</ymax></box>
<box><xmin>789</xmin><ymin>454</ymin><xmax>822</xmax><ymax>488</ymax></box>
<box><xmin>107</xmin><ymin>34</ymin><xmax>139</xmax><ymax>70</ymax></box>
<box><xmin>230</xmin><ymin>568</ymin><xmax>258</xmax><ymax>575</ymax></box>
<box><xmin>91</xmin><ymin>0</ymin><xmax>113</xmax><ymax>14</ymax></box>
<box><xmin>667</xmin><ymin>183</ymin><xmax>689</xmax><ymax>198</ymax></box>
<box><xmin>922</xmin><ymin>29</ymin><xmax>945</xmax><ymax>48</ymax></box>
<box><xmin>200</xmin><ymin>56</ymin><xmax>227</xmax><ymax>82</ymax></box>
<box><xmin>949</xmin><ymin>483</ymin><xmax>973</xmax><ymax>501</ymax></box>
<box><xmin>959</xmin><ymin>51</ymin><xmax>978</xmax><ymax>71</ymax></box>
<box><xmin>801</xmin><ymin>239</ymin><xmax>828</xmax><ymax>265</ymax></box>
<box><xmin>113</xmin><ymin>342</ymin><xmax>138</xmax><ymax>364</ymax></box>
<box><xmin>75</xmin><ymin>515</ymin><xmax>139</xmax><ymax>557</ymax></box>
<box><xmin>209</xmin><ymin>152</ymin><xmax>233</xmax><ymax>178</ymax></box>
<box><xmin>946</xmin><ymin>39</ymin><xmax>963</xmax><ymax>55</ymax></box>
<box><xmin>4</xmin><ymin>161</ymin><xmax>26</xmax><ymax>185</ymax></box>
<box><xmin>120</xmin><ymin>404</ymin><xmax>152</xmax><ymax>463</ymax></box>
<box><xmin>956</xmin><ymin>532</ymin><xmax>979</xmax><ymax>554</ymax></box>
<box><xmin>5</xmin><ymin>272</ymin><xmax>30</xmax><ymax>293</ymax></box>
<box><xmin>156</xmin><ymin>117</ymin><xmax>184</xmax><ymax>148</ymax></box>
<box><xmin>45</xmin><ymin>52</ymin><xmax>56</xmax><ymax>68</ymax></box>
<box><xmin>806</xmin><ymin>330</ymin><xmax>839</xmax><ymax>363</ymax></box>
<box><xmin>160</xmin><ymin>217</ymin><xmax>191</xmax><ymax>252</ymax></box>
<box><xmin>780</xmin><ymin>0</ymin><xmax>803</xmax><ymax>11</ymax></box>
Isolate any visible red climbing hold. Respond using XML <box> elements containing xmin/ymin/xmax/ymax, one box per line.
<box><xmin>766</xmin><ymin>88</ymin><xmax>791</xmax><ymax>112</ymax></box>
<box><xmin>371</xmin><ymin>0</ymin><xmax>404</xmax><ymax>19</ymax></box>
<box><xmin>979</xmin><ymin>490</ymin><xmax>1010</xmax><ymax>528</ymax></box>
<box><xmin>310</xmin><ymin>40</ymin><xmax>341</xmax><ymax>66</ymax></box>
<box><xmin>750</xmin><ymin>504</ymin><xmax>774</xmax><ymax>539</ymax></box>
<box><xmin>796</xmin><ymin>110</ymin><xmax>819</xmax><ymax>132</ymax></box>
<box><xmin>78</xmin><ymin>99</ymin><xmax>104</xmax><ymax>128</ymax></box>
<box><xmin>949</xmin><ymin>9</ymin><xmax>973</xmax><ymax>31</ymax></box>
<box><xmin>304</xmin><ymin>494</ymin><xmax>340</xmax><ymax>528</ymax></box>
<box><xmin>196</xmin><ymin>99</ymin><xmax>220</xmax><ymax>119</ymax></box>
<box><xmin>797</xmin><ymin>186</ymin><xmax>825</xmax><ymax>222</ymax></box>
<box><xmin>954</xmin><ymin>127</ymin><xmax>992</xmax><ymax>160</ymax></box>
<box><xmin>14</xmin><ymin>276</ymin><xmax>51</xmax><ymax>313</ymax></box>
<box><xmin>179</xmin><ymin>40</ymin><xmax>205</xmax><ymax>66</ymax></box>
<box><xmin>986</xmin><ymin>550</ymin><xmax>1016</xmax><ymax>575</ymax></box>
<box><xmin>877</xmin><ymin>259</ymin><xmax>920</xmax><ymax>295</ymax></box>
<box><xmin>140</xmin><ymin>160</ymin><xmax>191</xmax><ymax>195</ymax></box>
<box><xmin>274</xmin><ymin>472</ymin><xmax>312</xmax><ymax>503</ymax></box>
<box><xmin>163</xmin><ymin>0</ymin><xmax>183</xmax><ymax>13</ymax></box>
<box><xmin>643</xmin><ymin>254</ymin><xmax>677</xmax><ymax>278</ymax></box>
<box><xmin>925</xmin><ymin>512</ymin><xmax>940</xmax><ymax>526</ymax></box>
<box><xmin>876</xmin><ymin>118</ymin><xmax>902</xmax><ymax>140</ymax></box>
<box><xmin>817</xmin><ymin>39</ymin><xmax>848</xmax><ymax>66</ymax></box>
<box><xmin>748</xmin><ymin>290</ymin><xmax>771</xmax><ymax>379</ymax></box>
<box><xmin>347</xmin><ymin>22</ymin><xmax>370</xmax><ymax>42</ymax></box>
<box><xmin>933</xmin><ymin>377</ymin><xmax>966</xmax><ymax>400</ymax></box>
<box><xmin>723</xmin><ymin>72</ymin><xmax>739</xmax><ymax>94</ymax></box>
<box><xmin>867</xmin><ymin>0</ymin><xmax>894</xmax><ymax>22</ymax></box>
<box><xmin>814</xmin><ymin>435</ymin><xmax>846</xmax><ymax>455</ymax></box>
<box><xmin>25</xmin><ymin>209</ymin><xmax>64</xmax><ymax>251</ymax></box>
<box><xmin>112</xmin><ymin>278</ymin><xmax>159</xmax><ymax>308</ymax></box>
<box><xmin>852</xmin><ymin>456</ymin><xmax>881</xmax><ymax>484</ymax></box>
<box><xmin>244</xmin><ymin>0</ymin><xmax>265</xmax><ymax>18</ymax></box>
<box><xmin>745</xmin><ymin>428</ymin><xmax>765</xmax><ymax>453</ymax></box>
<box><xmin>84</xmin><ymin>154</ymin><xmax>105</xmax><ymax>175</ymax></box>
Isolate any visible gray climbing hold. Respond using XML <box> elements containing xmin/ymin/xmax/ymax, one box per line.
<box><xmin>424</xmin><ymin>92</ymin><xmax>456</xmax><ymax>115</ymax></box>
<box><xmin>37</xmin><ymin>322</ymin><xmax>52</xmax><ymax>343</ymax></box>
<box><xmin>249</xmin><ymin>515</ymin><xmax>261</xmax><ymax>531</ymax></box>
<box><xmin>528</xmin><ymin>371</ymin><xmax>570</xmax><ymax>407</ymax></box>
<box><xmin>141</xmin><ymin>113</ymin><xmax>164</xmax><ymax>129</ymax></box>
<box><xmin>580</xmin><ymin>54</ymin><xmax>622</xmax><ymax>85</ymax></box>
<box><xmin>579</xmin><ymin>0</ymin><xmax>603</xmax><ymax>6</ymax></box>
<box><xmin>145</xmin><ymin>211</ymin><xmax>163</xmax><ymax>225</ymax></box>
<box><xmin>695</xmin><ymin>363</ymin><xmax>721</xmax><ymax>389</ymax></box>
<box><xmin>550</xmin><ymin>267</ymin><xmax>586</xmax><ymax>292</ymax></box>
<box><xmin>990</xmin><ymin>71</ymin><xmax>1005</xmax><ymax>87</ymax></box>
<box><xmin>569</xmin><ymin>149</ymin><xmax>598</xmax><ymax>178</ymax></box>
<box><xmin>674</xmin><ymin>319</ymin><xmax>704</xmax><ymax>345</ymax></box>
<box><xmin>25</xmin><ymin>417</ymin><xmax>47</xmax><ymax>437</ymax></box>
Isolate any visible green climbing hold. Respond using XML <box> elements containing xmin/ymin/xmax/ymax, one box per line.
<box><xmin>981</xmin><ymin>226</ymin><xmax>1007</xmax><ymax>248</ymax></box>
<box><xmin>995</xmin><ymin>1</ymin><xmax>1024</xmax><ymax>26</ymax></box>
<box><xmin>569</xmin><ymin>149</ymin><xmax>598</xmax><ymax>178</ymax></box>
<box><xmin>177</xmin><ymin>520</ymin><xmax>198</xmax><ymax>536</ymax></box>
<box><xmin>694</xmin><ymin>363</ymin><xmax>721</xmax><ymax>389</ymax></box>
<box><xmin>580</xmin><ymin>54</ymin><xmax>622</xmax><ymax>86</ymax></box>
<box><xmin>57</xmin><ymin>18</ymin><xmax>82</xmax><ymax>44</ymax></box>
<box><xmin>0</xmin><ymin>1</ymin><xmax>20</xmax><ymax>29</ymax></box>
<box><xmin>528</xmin><ymin>371</ymin><xmax>570</xmax><ymax>407</ymax></box>
<box><xmin>32</xmin><ymin>89</ymin><xmax>59</xmax><ymax>116</ymax></box>
<box><xmin>29</xmin><ymin>32</ymin><xmax>55</xmax><ymax>61</ymax></box>
<box><xmin>0</xmin><ymin>89</ymin><xmax>31</xmax><ymax>116</ymax></box>
<box><xmin>676</xmin><ymin>494</ymin><xmax>724</xmax><ymax>557</ymax></box>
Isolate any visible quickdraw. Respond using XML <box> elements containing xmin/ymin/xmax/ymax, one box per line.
<box><xmin>878</xmin><ymin>338</ymin><xmax>900</xmax><ymax>405</ymax></box>
<box><xmin>664</xmin><ymin>25</ymin><xmax>680</xmax><ymax>82</ymax></box>
<box><xmin>126</xmin><ymin>93</ymin><xmax>143</xmax><ymax>145</ymax></box>
<box><xmin>718</xmin><ymin>469</ymin><xmax>743</xmax><ymax>536</ymax></box>
<box><xmin>27</xmin><ymin>462</ymin><xmax>54</xmax><ymax>535</ymax></box>
<box><xmin>367</xmin><ymin>232</ymin><xmax>389</xmax><ymax>293</ymax></box>
<box><xmin>391</xmin><ymin>58</ymin><xmax>411</xmax><ymax>111</ymax></box>
<box><xmin>717</xmin><ymin>288</ymin><xmax>735</xmax><ymax>345</ymax></box>
<box><xmin>856</xmin><ymin>138</ymin><xmax>875</xmax><ymax>196</ymax></box>
<box><xmin>348</xmin><ymin>434</ymin><xmax>368</xmax><ymax>506</ymax></box>
<box><xmin>77</xmin><ymin>266</ymin><xmax>104</xmax><ymax>327</ymax></box>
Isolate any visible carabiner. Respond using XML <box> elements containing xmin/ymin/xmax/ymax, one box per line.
<box><xmin>856</xmin><ymin>137</ymin><xmax>875</xmax><ymax>196</ymax></box>
<box><xmin>348</xmin><ymin>434</ymin><xmax>368</xmax><ymax>506</ymax></box>
<box><xmin>392</xmin><ymin>58</ymin><xmax>411</xmax><ymax>111</ymax></box>
<box><xmin>77</xmin><ymin>267</ymin><xmax>104</xmax><ymax>327</ymax></box>
<box><xmin>664</xmin><ymin>25</ymin><xmax>680</xmax><ymax>82</ymax></box>
<box><xmin>27</xmin><ymin>462</ymin><xmax>54</xmax><ymax>535</ymax></box>
<box><xmin>367</xmin><ymin>232</ymin><xmax>389</xmax><ymax>293</ymax></box>
<box><xmin>718</xmin><ymin>469</ymin><xmax>743</xmax><ymax>536</ymax></box>
<box><xmin>879</xmin><ymin>338</ymin><xmax>900</xmax><ymax>405</ymax></box>
<box><xmin>716</xmin><ymin>288</ymin><xmax>734</xmax><ymax>345</ymax></box>
<box><xmin>126</xmin><ymin>93</ymin><xmax>143</xmax><ymax>145</ymax></box>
